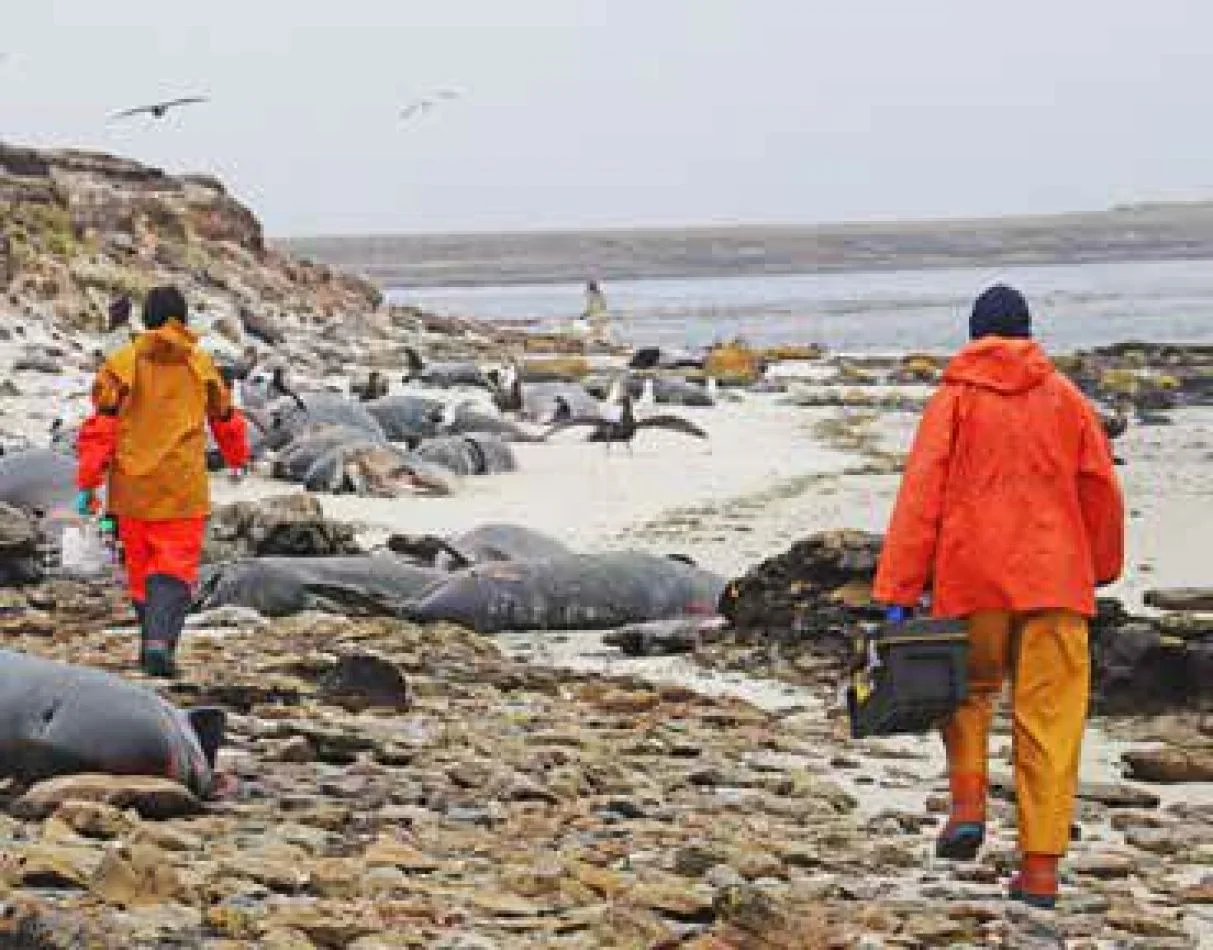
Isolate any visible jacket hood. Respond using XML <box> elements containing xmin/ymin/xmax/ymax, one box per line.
<box><xmin>134</xmin><ymin>320</ymin><xmax>199</xmax><ymax>364</ymax></box>
<box><xmin>943</xmin><ymin>337</ymin><xmax>1054</xmax><ymax>395</ymax></box>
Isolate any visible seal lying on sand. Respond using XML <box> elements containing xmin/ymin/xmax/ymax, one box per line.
<box><xmin>389</xmin><ymin>522</ymin><xmax>572</xmax><ymax>570</ymax></box>
<box><xmin>265</xmin><ymin>393</ymin><xmax>387</xmax><ymax>450</ymax></box>
<box><xmin>442</xmin><ymin>402</ymin><xmax>548</xmax><ymax>443</ymax></box>
<box><xmin>405</xmin><ymin>551</ymin><xmax>725</xmax><ymax>633</ymax></box>
<box><xmin>0</xmin><ymin>650</ymin><xmax>223</xmax><ymax>797</ymax></box>
<box><xmin>365</xmin><ymin>393</ymin><xmax>445</xmax><ymax>444</ymax></box>
<box><xmin>512</xmin><ymin>382</ymin><xmax>603</xmax><ymax>423</ymax></box>
<box><xmin>411</xmin><ymin>434</ymin><xmax>518</xmax><ymax>476</ymax></box>
<box><xmin>403</xmin><ymin>347</ymin><xmax>492</xmax><ymax>389</ymax></box>
<box><xmin>585</xmin><ymin>374</ymin><xmax>714</xmax><ymax>407</ymax></box>
<box><xmin>305</xmin><ymin>441</ymin><xmax>457</xmax><ymax>496</ymax></box>
<box><xmin>198</xmin><ymin>555</ymin><xmax>444</xmax><ymax>618</ymax></box>
<box><xmin>0</xmin><ymin>449</ymin><xmax>77</xmax><ymax>515</ymax></box>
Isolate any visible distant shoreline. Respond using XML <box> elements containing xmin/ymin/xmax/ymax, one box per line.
<box><xmin>278</xmin><ymin>203</ymin><xmax>1213</xmax><ymax>288</ymax></box>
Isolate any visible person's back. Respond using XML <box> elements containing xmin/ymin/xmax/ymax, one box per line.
<box><xmin>878</xmin><ymin>334</ymin><xmax>1121</xmax><ymax>619</ymax></box>
<box><xmin>102</xmin><ymin>320</ymin><xmax>222</xmax><ymax>518</ymax></box>
<box><xmin>77</xmin><ymin>286</ymin><xmax>250</xmax><ymax>678</ymax></box>
<box><xmin>873</xmin><ymin>284</ymin><xmax>1123</xmax><ymax>911</ymax></box>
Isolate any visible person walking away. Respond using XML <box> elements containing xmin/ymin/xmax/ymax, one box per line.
<box><xmin>872</xmin><ymin>284</ymin><xmax>1123</xmax><ymax>910</ymax></box>
<box><xmin>75</xmin><ymin>286</ymin><xmax>250</xmax><ymax>678</ymax></box>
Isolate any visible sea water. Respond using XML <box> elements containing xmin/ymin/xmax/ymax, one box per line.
<box><xmin>390</xmin><ymin>257</ymin><xmax>1213</xmax><ymax>353</ymax></box>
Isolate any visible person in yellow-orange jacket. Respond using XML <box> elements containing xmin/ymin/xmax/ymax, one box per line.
<box><xmin>873</xmin><ymin>284</ymin><xmax>1124</xmax><ymax>910</ymax></box>
<box><xmin>76</xmin><ymin>286</ymin><xmax>250</xmax><ymax>678</ymax></box>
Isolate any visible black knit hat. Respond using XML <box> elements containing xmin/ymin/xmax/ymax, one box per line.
<box><xmin>143</xmin><ymin>285</ymin><xmax>189</xmax><ymax>330</ymax></box>
<box><xmin>970</xmin><ymin>284</ymin><xmax>1031</xmax><ymax>340</ymax></box>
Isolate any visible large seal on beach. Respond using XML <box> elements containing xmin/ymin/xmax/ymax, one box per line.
<box><xmin>198</xmin><ymin>556</ymin><xmax>444</xmax><ymax>618</ymax></box>
<box><xmin>0</xmin><ymin>449</ymin><xmax>77</xmax><ymax>515</ymax></box>
<box><xmin>0</xmin><ymin>650</ymin><xmax>222</xmax><ymax>797</ymax></box>
<box><xmin>403</xmin><ymin>347</ymin><xmax>492</xmax><ymax>389</ymax></box>
<box><xmin>365</xmin><ymin>393</ymin><xmax>445</xmax><ymax>444</ymax></box>
<box><xmin>516</xmin><ymin>382</ymin><xmax>602</xmax><ymax>423</ymax></box>
<box><xmin>389</xmin><ymin>523</ymin><xmax>572</xmax><ymax>569</ymax></box>
<box><xmin>405</xmin><ymin>551</ymin><xmax>725</xmax><ymax>633</ymax></box>
<box><xmin>411</xmin><ymin>434</ymin><xmax>518</xmax><ymax>476</ymax></box>
<box><xmin>267</xmin><ymin>393</ymin><xmax>387</xmax><ymax>449</ymax></box>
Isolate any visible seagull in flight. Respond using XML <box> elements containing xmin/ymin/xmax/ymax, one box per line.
<box><xmin>400</xmin><ymin>89</ymin><xmax>460</xmax><ymax>122</ymax></box>
<box><xmin>110</xmin><ymin>96</ymin><xmax>210</xmax><ymax>121</ymax></box>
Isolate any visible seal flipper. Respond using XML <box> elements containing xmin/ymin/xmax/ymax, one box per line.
<box><xmin>186</xmin><ymin>707</ymin><xmax>226</xmax><ymax>772</ymax></box>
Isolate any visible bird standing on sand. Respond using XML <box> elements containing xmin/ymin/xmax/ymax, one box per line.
<box><xmin>546</xmin><ymin>391</ymin><xmax>707</xmax><ymax>454</ymax></box>
<box><xmin>110</xmin><ymin>96</ymin><xmax>210</xmax><ymax>121</ymax></box>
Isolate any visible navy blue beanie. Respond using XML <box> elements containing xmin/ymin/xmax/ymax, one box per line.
<box><xmin>970</xmin><ymin>284</ymin><xmax>1031</xmax><ymax>340</ymax></box>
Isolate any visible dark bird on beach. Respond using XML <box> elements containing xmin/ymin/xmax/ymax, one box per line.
<box><xmin>546</xmin><ymin>392</ymin><xmax>707</xmax><ymax>453</ymax></box>
<box><xmin>270</xmin><ymin>367</ymin><xmax>307</xmax><ymax>412</ymax></box>
<box><xmin>110</xmin><ymin>96</ymin><xmax>209</xmax><ymax>121</ymax></box>
<box><xmin>1099</xmin><ymin>403</ymin><xmax>1129</xmax><ymax>442</ymax></box>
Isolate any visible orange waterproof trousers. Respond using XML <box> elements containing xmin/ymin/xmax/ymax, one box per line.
<box><xmin>944</xmin><ymin>610</ymin><xmax>1090</xmax><ymax>856</ymax></box>
<box><xmin>118</xmin><ymin>516</ymin><xmax>206</xmax><ymax>604</ymax></box>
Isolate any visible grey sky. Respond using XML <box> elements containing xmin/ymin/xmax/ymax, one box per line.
<box><xmin>2</xmin><ymin>1</ymin><xmax>1209</xmax><ymax>236</ymax></box>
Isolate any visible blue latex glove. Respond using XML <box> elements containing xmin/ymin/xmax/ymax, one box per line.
<box><xmin>884</xmin><ymin>605</ymin><xmax>910</xmax><ymax>625</ymax></box>
<box><xmin>73</xmin><ymin>489</ymin><xmax>96</xmax><ymax>517</ymax></box>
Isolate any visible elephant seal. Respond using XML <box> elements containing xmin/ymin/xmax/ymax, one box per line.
<box><xmin>366</xmin><ymin>393</ymin><xmax>445</xmax><ymax>444</ymax></box>
<box><xmin>0</xmin><ymin>449</ymin><xmax>78</xmax><ymax>515</ymax></box>
<box><xmin>403</xmin><ymin>347</ymin><xmax>492</xmax><ymax>389</ymax></box>
<box><xmin>585</xmin><ymin>374</ymin><xmax>714</xmax><ymax>407</ymax></box>
<box><xmin>388</xmin><ymin>523</ymin><xmax>572</xmax><ymax>570</ymax></box>
<box><xmin>273</xmin><ymin>425</ymin><xmax>379</xmax><ymax>484</ymax></box>
<box><xmin>411</xmin><ymin>435</ymin><xmax>518</xmax><ymax>476</ymax></box>
<box><xmin>514</xmin><ymin>382</ymin><xmax>602</xmax><ymax>423</ymax></box>
<box><xmin>198</xmin><ymin>555</ymin><xmax>444</xmax><ymax>618</ymax></box>
<box><xmin>266</xmin><ymin>393</ymin><xmax>387</xmax><ymax>449</ymax></box>
<box><xmin>405</xmin><ymin>551</ymin><xmax>725</xmax><ymax>633</ymax></box>
<box><xmin>306</xmin><ymin>443</ymin><xmax>458</xmax><ymax>496</ymax></box>
<box><xmin>442</xmin><ymin>403</ymin><xmax>547</xmax><ymax>443</ymax></box>
<box><xmin>0</xmin><ymin>649</ymin><xmax>223</xmax><ymax>797</ymax></box>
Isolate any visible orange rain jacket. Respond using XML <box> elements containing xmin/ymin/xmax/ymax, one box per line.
<box><xmin>76</xmin><ymin>320</ymin><xmax>250</xmax><ymax>520</ymax></box>
<box><xmin>873</xmin><ymin>337</ymin><xmax>1124</xmax><ymax>619</ymax></box>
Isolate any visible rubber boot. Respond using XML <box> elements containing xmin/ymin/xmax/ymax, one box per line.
<box><xmin>1009</xmin><ymin>853</ymin><xmax>1059</xmax><ymax>909</ymax></box>
<box><xmin>133</xmin><ymin>601</ymin><xmax>146</xmax><ymax>668</ymax></box>
<box><xmin>142</xmin><ymin>574</ymin><xmax>191</xmax><ymax>679</ymax></box>
<box><xmin>935</xmin><ymin>772</ymin><xmax>986</xmax><ymax>860</ymax></box>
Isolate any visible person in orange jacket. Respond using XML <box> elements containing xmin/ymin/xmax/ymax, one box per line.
<box><xmin>872</xmin><ymin>284</ymin><xmax>1124</xmax><ymax>910</ymax></box>
<box><xmin>76</xmin><ymin>286</ymin><xmax>250</xmax><ymax>678</ymax></box>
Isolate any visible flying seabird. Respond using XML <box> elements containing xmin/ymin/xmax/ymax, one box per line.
<box><xmin>400</xmin><ymin>89</ymin><xmax>460</xmax><ymax>122</ymax></box>
<box><xmin>110</xmin><ymin>96</ymin><xmax>210</xmax><ymax>121</ymax></box>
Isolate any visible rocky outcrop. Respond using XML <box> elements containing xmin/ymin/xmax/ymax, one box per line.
<box><xmin>714</xmin><ymin>531</ymin><xmax>1212</xmax><ymax>714</ymax></box>
<box><xmin>202</xmin><ymin>494</ymin><xmax>360</xmax><ymax>563</ymax></box>
<box><xmin>0</xmin><ymin>143</ymin><xmax>380</xmax><ymax>330</ymax></box>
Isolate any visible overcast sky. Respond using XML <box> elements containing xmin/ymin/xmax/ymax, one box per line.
<box><xmin>2</xmin><ymin>1</ymin><xmax>1209</xmax><ymax>236</ymax></box>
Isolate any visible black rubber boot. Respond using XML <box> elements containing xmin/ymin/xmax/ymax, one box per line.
<box><xmin>133</xmin><ymin>601</ymin><xmax>147</xmax><ymax>668</ymax></box>
<box><xmin>142</xmin><ymin>574</ymin><xmax>191</xmax><ymax>679</ymax></box>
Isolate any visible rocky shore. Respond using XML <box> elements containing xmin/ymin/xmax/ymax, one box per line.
<box><xmin>0</xmin><ymin>144</ymin><xmax>1211</xmax><ymax>947</ymax></box>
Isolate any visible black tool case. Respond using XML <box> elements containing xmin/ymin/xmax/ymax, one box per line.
<box><xmin>847</xmin><ymin>617</ymin><xmax>969</xmax><ymax>739</ymax></box>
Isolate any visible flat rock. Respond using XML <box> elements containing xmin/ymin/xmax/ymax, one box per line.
<box><xmin>319</xmin><ymin>653</ymin><xmax>411</xmax><ymax>712</ymax></box>
<box><xmin>1144</xmin><ymin>587</ymin><xmax>1213</xmax><ymax>612</ymax></box>
<box><xmin>1068</xmin><ymin>851</ymin><xmax>1135</xmax><ymax>879</ymax></box>
<box><xmin>13</xmin><ymin>774</ymin><xmax>202</xmax><ymax>820</ymax></box>
<box><xmin>1124</xmin><ymin>746</ymin><xmax>1213</xmax><ymax>784</ymax></box>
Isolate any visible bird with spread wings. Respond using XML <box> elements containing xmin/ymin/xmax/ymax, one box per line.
<box><xmin>110</xmin><ymin>96</ymin><xmax>210</xmax><ymax>121</ymax></box>
<box><xmin>400</xmin><ymin>89</ymin><xmax>460</xmax><ymax>123</ymax></box>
